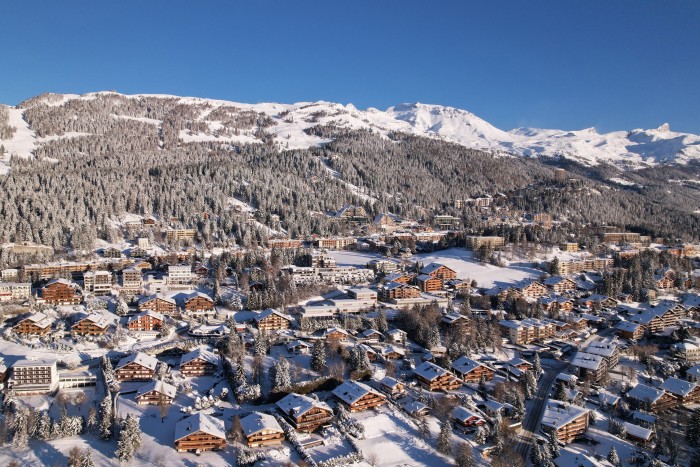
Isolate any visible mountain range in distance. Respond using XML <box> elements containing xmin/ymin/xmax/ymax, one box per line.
<box><xmin>1</xmin><ymin>91</ymin><xmax>699</xmax><ymax>172</ymax></box>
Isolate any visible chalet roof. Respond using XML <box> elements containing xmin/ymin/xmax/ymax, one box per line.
<box><xmin>116</xmin><ymin>352</ymin><xmax>158</xmax><ymax>371</ymax></box>
<box><xmin>660</xmin><ymin>377</ymin><xmax>697</xmax><ymax>397</ymax></box>
<box><xmin>174</xmin><ymin>413</ymin><xmax>225</xmax><ymax>441</ymax></box>
<box><xmin>683</xmin><ymin>294</ymin><xmax>700</xmax><ymax>309</ymax></box>
<box><xmin>136</xmin><ymin>379</ymin><xmax>176</xmax><ymax>399</ymax></box>
<box><xmin>583</xmin><ymin>293</ymin><xmax>612</xmax><ymax>303</ymax></box>
<box><xmin>441</xmin><ymin>312</ymin><xmax>468</xmax><ymax>325</ymax></box>
<box><xmin>180</xmin><ymin>348</ymin><xmax>219</xmax><ymax>367</ymax></box>
<box><xmin>45</xmin><ymin>278</ymin><xmax>76</xmax><ymax>288</ymax></box>
<box><xmin>553</xmin><ymin>451</ymin><xmax>605</xmax><ymax>467</ymax></box>
<box><xmin>627</xmin><ymin>383</ymin><xmax>666</xmax><ymax>404</ymax></box>
<box><xmin>687</xmin><ymin>365</ymin><xmax>700</xmax><ymax>378</ymax></box>
<box><xmin>254</xmin><ymin>308</ymin><xmax>292</xmax><ymax>323</ymax></box>
<box><xmin>184</xmin><ymin>292</ymin><xmax>213</xmax><ymax>303</ymax></box>
<box><xmin>507</xmin><ymin>357</ymin><xmax>532</xmax><ymax>367</ymax></box>
<box><xmin>414</xmin><ymin>361</ymin><xmax>454</xmax><ymax>382</ymax></box>
<box><xmin>139</xmin><ymin>293</ymin><xmax>176</xmax><ymax>306</ymax></box>
<box><xmin>452</xmin><ymin>356</ymin><xmax>489</xmax><ymax>375</ymax></box>
<box><xmin>333</xmin><ymin>380</ymin><xmax>384</xmax><ymax>405</ymax></box>
<box><xmin>512</xmin><ymin>279</ymin><xmax>543</xmax><ymax>290</ymax></box>
<box><xmin>571</xmin><ymin>352</ymin><xmax>604</xmax><ymax>371</ymax></box>
<box><xmin>485</xmin><ymin>285</ymin><xmax>509</xmax><ymax>296</ymax></box>
<box><xmin>384</xmin><ymin>273</ymin><xmax>410</xmax><ymax>282</ymax></box>
<box><xmin>543</xmin><ymin>276</ymin><xmax>574</xmax><ymax>287</ymax></box>
<box><xmin>286</xmin><ymin>340</ymin><xmax>312</xmax><ymax>351</ymax></box>
<box><xmin>597</xmin><ymin>391</ymin><xmax>620</xmax><ymax>406</ymax></box>
<box><xmin>541</xmin><ymin>400</ymin><xmax>588</xmax><ymax>430</ymax></box>
<box><xmin>416</xmin><ymin>274</ymin><xmax>438</xmax><ymax>282</ymax></box>
<box><xmin>615</xmin><ymin>320</ymin><xmax>642</xmax><ymax>332</ymax></box>
<box><xmin>276</xmin><ymin>393</ymin><xmax>330</xmax><ymax>418</ymax></box>
<box><xmin>240</xmin><ymin>412</ymin><xmax>282</xmax><ymax>437</ymax></box>
<box><xmin>379</xmin><ymin>345</ymin><xmax>405</xmax><ymax>357</ymax></box>
<box><xmin>400</xmin><ymin>399</ymin><xmax>429</xmax><ymax>415</ymax></box>
<box><xmin>127</xmin><ymin>310</ymin><xmax>165</xmax><ymax>323</ymax></box>
<box><xmin>631</xmin><ymin>411</ymin><xmax>656</xmax><ymax>424</ymax></box>
<box><xmin>323</xmin><ymin>327</ymin><xmax>349</xmax><ymax>337</ymax></box>
<box><xmin>386</xmin><ymin>329</ymin><xmax>407</xmax><ymax>336</ymax></box>
<box><xmin>379</xmin><ymin>376</ymin><xmax>402</xmax><ymax>389</ymax></box>
<box><xmin>18</xmin><ymin>312</ymin><xmax>52</xmax><ymax>329</ymax></box>
<box><xmin>585</xmin><ymin>339</ymin><xmax>618</xmax><ymax>358</ymax></box>
<box><xmin>384</xmin><ymin>281</ymin><xmax>416</xmax><ymax>291</ymax></box>
<box><xmin>75</xmin><ymin>313</ymin><xmax>111</xmax><ymax>329</ymax></box>
<box><xmin>622</xmin><ymin>422</ymin><xmax>653</xmax><ymax>441</ymax></box>
<box><xmin>420</xmin><ymin>263</ymin><xmax>452</xmax><ymax>275</ymax></box>
<box><xmin>451</xmin><ymin>406</ymin><xmax>483</xmax><ymax>423</ymax></box>
<box><xmin>360</xmin><ymin>329</ymin><xmax>383</xmax><ymax>338</ymax></box>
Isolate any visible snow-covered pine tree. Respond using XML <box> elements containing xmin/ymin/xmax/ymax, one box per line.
<box><xmin>36</xmin><ymin>410</ymin><xmax>52</xmax><ymax>440</ymax></box>
<box><xmin>273</xmin><ymin>357</ymin><xmax>291</xmax><ymax>393</ymax></box>
<box><xmin>234</xmin><ymin>356</ymin><xmax>247</xmax><ymax>388</ymax></box>
<box><xmin>687</xmin><ymin>409</ymin><xmax>700</xmax><ymax>444</ymax></box>
<box><xmin>437</xmin><ymin>420</ymin><xmax>452</xmax><ymax>454</ymax></box>
<box><xmin>607</xmin><ymin>446</ymin><xmax>620</xmax><ymax>466</ymax></box>
<box><xmin>115</xmin><ymin>414</ymin><xmax>142</xmax><ymax>462</ymax></box>
<box><xmin>81</xmin><ymin>448</ymin><xmax>96</xmax><ymax>467</ymax></box>
<box><xmin>311</xmin><ymin>340</ymin><xmax>327</xmax><ymax>373</ymax></box>
<box><xmin>523</xmin><ymin>370</ymin><xmax>537</xmax><ymax>399</ymax></box>
<box><xmin>554</xmin><ymin>382</ymin><xmax>568</xmax><ymax>402</ymax></box>
<box><xmin>12</xmin><ymin>409</ymin><xmax>29</xmax><ymax>448</ymax></box>
<box><xmin>99</xmin><ymin>392</ymin><xmax>113</xmax><ymax>440</ymax></box>
<box><xmin>548</xmin><ymin>429</ymin><xmax>560</xmax><ymax>458</ymax></box>
<box><xmin>376</xmin><ymin>310</ymin><xmax>388</xmax><ymax>333</ymax></box>
<box><xmin>533</xmin><ymin>352</ymin><xmax>542</xmax><ymax>378</ymax></box>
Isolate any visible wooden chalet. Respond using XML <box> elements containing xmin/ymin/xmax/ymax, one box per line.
<box><xmin>626</xmin><ymin>383</ymin><xmax>674</xmax><ymax>412</ymax></box>
<box><xmin>180</xmin><ymin>348</ymin><xmax>219</xmax><ymax>377</ymax></box>
<box><xmin>378</xmin><ymin>345</ymin><xmax>405</xmax><ymax>360</ymax></box>
<box><xmin>451</xmin><ymin>406</ymin><xmax>486</xmax><ymax>431</ymax></box>
<box><xmin>416</xmin><ymin>274</ymin><xmax>443</xmax><ymax>293</ymax></box>
<box><xmin>254</xmin><ymin>308</ymin><xmax>293</xmax><ymax>331</ymax></box>
<box><xmin>135</xmin><ymin>380</ymin><xmax>176</xmax><ymax>405</ymax></box>
<box><xmin>175</xmin><ymin>413</ymin><xmax>226</xmax><ymax>453</ymax></box>
<box><xmin>13</xmin><ymin>312</ymin><xmax>52</xmax><ymax>335</ymax></box>
<box><xmin>659</xmin><ymin>377</ymin><xmax>700</xmax><ymax>408</ymax></box>
<box><xmin>451</xmin><ymin>356</ymin><xmax>495</xmax><ymax>383</ymax></box>
<box><xmin>276</xmin><ymin>393</ymin><xmax>333</xmax><ymax>432</ymax></box>
<box><xmin>183</xmin><ymin>292</ymin><xmax>215</xmax><ymax>316</ymax></box>
<box><xmin>323</xmin><ymin>327</ymin><xmax>350</xmax><ymax>342</ymax></box>
<box><xmin>115</xmin><ymin>352</ymin><xmax>159</xmax><ymax>381</ymax></box>
<box><xmin>138</xmin><ymin>293</ymin><xmax>177</xmax><ymax>314</ymax></box>
<box><xmin>71</xmin><ymin>313</ymin><xmax>110</xmax><ymax>336</ymax></box>
<box><xmin>383</xmin><ymin>273</ymin><xmax>411</xmax><ymax>284</ymax></box>
<box><xmin>41</xmin><ymin>278</ymin><xmax>82</xmax><ymax>305</ymax></box>
<box><xmin>379</xmin><ymin>376</ymin><xmax>406</xmax><ymax>398</ymax></box>
<box><xmin>512</xmin><ymin>279</ymin><xmax>548</xmax><ymax>299</ymax></box>
<box><xmin>380</xmin><ymin>281</ymin><xmax>421</xmax><ymax>300</ymax></box>
<box><xmin>127</xmin><ymin>311</ymin><xmax>164</xmax><ymax>332</ymax></box>
<box><xmin>240</xmin><ymin>413</ymin><xmax>285</xmax><ymax>447</ymax></box>
<box><xmin>420</xmin><ymin>263</ymin><xmax>457</xmax><ymax>280</ymax></box>
<box><xmin>543</xmin><ymin>276</ymin><xmax>577</xmax><ymax>293</ymax></box>
<box><xmin>541</xmin><ymin>400</ymin><xmax>589</xmax><ymax>443</ymax></box>
<box><xmin>440</xmin><ymin>312</ymin><xmax>471</xmax><ymax>331</ymax></box>
<box><xmin>333</xmin><ymin>380</ymin><xmax>387</xmax><ymax>412</ymax></box>
<box><xmin>615</xmin><ymin>320</ymin><xmax>645</xmax><ymax>340</ymax></box>
<box><xmin>414</xmin><ymin>361</ymin><xmax>461</xmax><ymax>391</ymax></box>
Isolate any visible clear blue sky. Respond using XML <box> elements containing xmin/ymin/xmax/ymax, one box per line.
<box><xmin>1</xmin><ymin>1</ymin><xmax>699</xmax><ymax>133</ymax></box>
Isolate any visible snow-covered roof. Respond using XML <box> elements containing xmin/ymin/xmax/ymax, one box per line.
<box><xmin>627</xmin><ymin>383</ymin><xmax>665</xmax><ymax>404</ymax></box>
<box><xmin>18</xmin><ymin>312</ymin><xmax>52</xmax><ymax>329</ymax></box>
<box><xmin>116</xmin><ymin>352</ymin><xmax>158</xmax><ymax>371</ymax></box>
<box><xmin>379</xmin><ymin>376</ymin><xmax>402</xmax><ymax>389</ymax></box>
<box><xmin>254</xmin><ymin>308</ymin><xmax>292</xmax><ymax>322</ymax></box>
<box><xmin>276</xmin><ymin>393</ymin><xmax>330</xmax><ymax>418</ymax></box>
<box><xmin>687</xmin><ymin>365</ymin><xmax>700</xmax><ymax>378</ymax></box>
<box><xmin>631</xmin><ymin>411</ymin><xmax>656</xmax><ymax>424</ymax></box>
<box><xmin>420</xmin><ymin>263</ymin><xmax>451</xmax><ymax>275</ymax></box>
<box><xmin>180</xmin><ymin>347</ymin><xmax>219</xmax><ymax>367</ymax></box>
<box><xmin>360</xmin><ymin>329</ymin><xmax>383</xmax><ymax>338</ymax></box>
<box><xmin>622</xmin><ymin>422</ymin><xmax>653</xmax><ymax>441</ymax></box>
<box><xmin>332</xmin><ymin>380</ymin><xmax>384</xmax><ymax>405</ymax></box>
<box><xmin>13</xmin><ymin>358</ymin><xmax>56</xmax><ymax>368</ymax></box>
<box><xmin>139</xmin><ymin>293</ymin><xmax>176</xmax><ymax>306</ymax></box>
<box><xmin>452</xmin><ymin>356</ymin><xmax>490</xmax><ymax>375</ymax></box>
<box><xmin>127</xmin><ymin>310</ymin><xmax>164</xmax><ymax>323</ymax></box>
<box><xmin>451</xmin><ymin>406</ymin><xmax>483</xmax><ymax>423</ymax></box>
<box><xmin>660</xmin><ymin>377</ymin><xmax>697</xmax><ymax>397</ymax></box>
<box><xmin>553</xmin><ymin>450</ymin><xmax>605</xmax><ymax>467</ymax></box>
<box><xmin>174</xmin><ymin>413</ymin><xmax>225</xmax><ymax>441</ymax></box>
<box><xmin>136</xmin><ymin>379</ymin><xmax>176</xmax><ymax>399</ymax></box>
<box><xmin>571</xmin><ymin>351</ymin><xmax>604</xmax><ymax>371</ymax></box>
<box><xmin>615</xmin><ymin>320</ymin><xmax>642</xmax><ymax>332</ymax></box>
<box><xmin>384</xmin><ymin>273</ymin><xmax>410</xmax><ymax>282</ymax></box>
<box><xmin>597</xmin><ymin>391</ymin><xmax>620</xmax><ymax>405</ymax></box>
<box><xmin>414</xmin><ymin>361</ymin><xmax>454</xmax><ymax>382</ymax></box>
<box><xmin>184</xmin><ymin>291</ymin><xmax>213</xmax><ymax>303</ymax></box>
<box><xmin>240</xmin><ymin>412</ymin><xmax>283</xmax><ymax>436</ymax></box>
<box><xmin>541</xmin><ymin>400</ymin><xmax>588</xmax><ymax>430</ymax></box>
<box><xmin>384</xmin><ymin>281</ymin><xmax>415</xmax><ymax>291</ymax></box>
<box><xmin>76</xmin><ymin>313</ymin><xmax>111</xmax><ymax>329</ymax></box>
<box><xmin>379</xmin><ymin>345</ymin><xmax>405</xmax><ymax>357</ymax></box>
<box><xmin>585</xmin><ymin>338</ymin><xmax>618</xmax><ymax>358</ymax></box>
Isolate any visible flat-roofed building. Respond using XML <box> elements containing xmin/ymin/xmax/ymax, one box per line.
<box><xmin>8</xmin><ymin>359</ymin><xmax>59</xmax><ymax>394</ymax></box>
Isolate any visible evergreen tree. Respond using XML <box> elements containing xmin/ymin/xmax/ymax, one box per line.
<box><xmin>12</xmin><ymin>409</ymin><xmax>29</xmax><ymax>448</ymax></box>
<box><xmin>533</xmin><ymin>353</ymin><xmax>542</xmax><ymax>378</ymax></box>
<box><xmin>474</xmin><ymin>424</ymin><xmax>487</xmax><ymax>444</ymax></box>
<box><xmin>311</xmin><ymin>340</ymin><xmax>327</xmax><ymax>373</ymax></box>
<box><xmin>115</xmin><ymin>414</ymin><xmax>142</xmax><ymax>463</ymax></box>
<box><xmin>418</xmin><ymin>416</ymin><xmax>431</xmax><ymax>440</ymax></box>
<box><xmin>272</xmin><ymin>357</ymin><xmax>291</xmax><ymax>393</ymax></box>
<box><xmin>607</xmin><ymin>446</ymin><xmax>620</xmax><ymax>466</ymax></box>
<box><xmin>437</xmin><ymin>420</ymin><xmax>452</xmax><ymax>454</ymax></box>
<box><xmin>554</xmin><ymin>382</ymin><xmax>568</xmax><ymax>402</ymax></box>
<box><xmin>687</xmin><ymin>409</ymin><xmax>700</xmax><ymax>444</ymax></box>
<box><xmin>523</xmin><ymin>370</ymin><xmax>537</xmax><ymax>399</ymax></box>
<box><xmin>376</xmin><ymin>310</ymin><xmax>388</xmax><ymax>333</ymax></box>
<box><xmin>81</xmin><ymin>449</ymin><xmax>96</xmax><ymax>467</ymax></box>
<box><xmin>548</xmin><ymin>429</ymin><xmax>560</xmax><ymax>458</ymax></box>
<box><xmin>99</xmin><ymin>392</ymin><xmax>113</xmax><ymax>440</ymax></box>
<box><xmin>36</xmin><ymin>410</ymin><xmax>52</xmax><ymax>440</ymax></box>
<box><xmin>234</xmin><ymin>356</ymin><xmax>247</xmax><ymax>388</ymax></box>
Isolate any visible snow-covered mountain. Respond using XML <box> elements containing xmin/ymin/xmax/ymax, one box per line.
<box><xmin>1</xmin><ymin>91</ymin><xmax>699</xmax><ymax>173</ymax></box>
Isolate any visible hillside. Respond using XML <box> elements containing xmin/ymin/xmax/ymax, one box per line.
<box><xmin>0</xmin><ymin>91</ymin><xmax>698</xmax><ymax>250</ymax></box>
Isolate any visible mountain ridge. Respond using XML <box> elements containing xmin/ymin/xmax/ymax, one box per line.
<box><xmin>1</xmin><ymin>91</ymin><xmax>699</xmax><ymax>173</ymax></box>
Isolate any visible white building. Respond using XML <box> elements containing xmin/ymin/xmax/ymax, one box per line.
<box><xmin>0</xmin><ymin>282</ymin><xmax>31</xmax><ymax>301</ymax></box>
<box><xmin>166</xmin><ymin>265</ymin><xmax>193</xmax><ymax>288</ymax></box>
<box><xmin>9</xmin><ymin>359</ymin><xmax>59</xmax><ymax>394</ymax></box>
<box><xmin>83</xmin><ymin>270</ymin><xmax>113</xmax><ymax>295</ymax></box>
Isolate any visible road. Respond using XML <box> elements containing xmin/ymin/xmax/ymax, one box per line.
<box><xmin>514</xmin><ymin>360</ymin><xmax>569</xmax><ymax>463</ymax></box>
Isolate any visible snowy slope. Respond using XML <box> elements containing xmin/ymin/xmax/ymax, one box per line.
<box><xmin>3</xmin><ymin>92</ymin><xmax>700</xmax><ymax>171</ymax></box>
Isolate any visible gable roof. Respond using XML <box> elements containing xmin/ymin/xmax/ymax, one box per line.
<box><xmin>116</xmin><ymin>352</ymin><xmax>158</xmax><ymax>371</ymax></box>
<box><xmin>139</xmin><ymin>293</ymin><xmax>176</xmax><ymax>306</ymax></box>
<box><xmin>420</xmin><ymin>263</ymin><xmax>452</xmax><ymax>275</ymax></box>
<box><xmin>333</xmin><ymin>380</ymin><xmax>384</xmax><ymax>405</ymax></box>
<box><xmin>627</xmin><ymin>383</ymin><xmax>666</xmax><ymax>404</ymax></box>
<box><xmin>17</xmin><ymin>312</ymin><xmax>52</xmax><ymax>329</ymax></box>
<box><xmin>240</xmin><ymin>413</ymin><xmax>282</xmax><ymax>437</ymax></box>
<box><xmin>136</xmin><ymin>379</ymin><xmax>177</xmax><ymax>399</ymax></box>
<box><xmin>127</xmin><ymin>310</ymin><xmax>165</xmax><ymax>323</ymax></box>
<box><xmin>180</xmin><ymin>347</ymin><xmax>219</xmax><ymax>367</ymax></box>
<box><xmin>276</xmin><ymin>393</ymin><xmax>330</xmax><ymax>418</ymax></box>
<box><xmin>452</xmin><ymin>356</ymin><xmax>490</xmax><ymax>375</ymax></box>
<box><xmin>414</xmin><ymin>361</ymin><xmax>455</xmax><ymax>382</ymax></box>
<box><xmin>660</xmin><ymin>377</ymin><xmax>697</xmax><ymax>397</ymax></box>
<box><xmin>75</xmin><ymin>313</ymin><xmax>111</xmax><ymax>329</ymax></box>
<box><xmin>175</xmin><ymin>413</ymin><xmax>225</xmax><ymax>441</ymax></box>
<box><xmin>254</xmin><ymin>308</ymin><xmax>292</xmax><ymax>323</ymax></box>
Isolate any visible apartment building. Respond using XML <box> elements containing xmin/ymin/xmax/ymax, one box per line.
<box><xmin>8</xmin><ymin>359</ymin><xmax>59</xmax><ymax>395</ymax></box>
<box><xmin>541</xmin><ymin>400</ymin><xmax>589</xmax><ymax>443</ymax></box>
<box><xmin>83</xmin><ymin>270</ymin><xmax>113</xmax><ymax>295</ymax></box>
